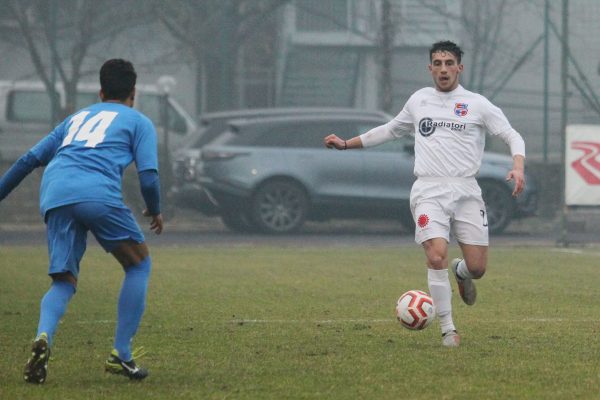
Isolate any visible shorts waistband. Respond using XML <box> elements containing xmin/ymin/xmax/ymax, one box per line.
<box><xmin>416</xmin><ymin>176</ymin><xmax>477</xmax><ymax>183</ymax></box>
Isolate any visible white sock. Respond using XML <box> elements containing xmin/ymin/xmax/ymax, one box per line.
<box><xmin>456</xmin><ymin>260</ymin><xmax>474</xmax><ymax>281</ymax></box>
<box><xmin>428</xmin><ymin>268</ymin><xmax>456</xmax><ymax>334</ymax></box>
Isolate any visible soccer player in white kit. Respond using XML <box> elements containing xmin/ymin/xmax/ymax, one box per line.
<box><xmin>324</xmin><ymin>40</ymin><xmax>526</xmax><ymax>347</ymax></box>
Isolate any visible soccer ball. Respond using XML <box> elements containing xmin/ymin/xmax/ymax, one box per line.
<box><xmin>395</xmin><ymin>290</ymin><xmax>435</xmax><ymax>330</ymax></box>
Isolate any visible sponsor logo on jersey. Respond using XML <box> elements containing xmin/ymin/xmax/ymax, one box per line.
<box><xmin>454</xmin><ymin>103</ymin><xmax>468</xmax><ymax>117</ymax></box>
<box><xmin>418</xmin><ymin>118</ymin><xmax>466</xmax><ymax>137</ymax></box>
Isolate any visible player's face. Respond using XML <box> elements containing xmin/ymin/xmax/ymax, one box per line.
<box><xmin>428</xmin><ymin>51</ymin><xmax>463</xmax><ymax>92</ymax></box>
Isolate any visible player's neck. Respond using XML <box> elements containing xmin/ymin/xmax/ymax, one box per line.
<box><xmin>435</xmin><ymin>84</ymin><xmax>461</xmax><ymax>94</ymax></box>
<box><xmin>103</xmin><ymin>99</ymin><xmax>134</xmax><ymax>107</ymax></box>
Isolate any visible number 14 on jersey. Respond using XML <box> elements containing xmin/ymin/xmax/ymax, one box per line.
<box><xmin>61</xmin><ymin>111</ymin><xmax>118</xmax><ymax>148</ymax></box>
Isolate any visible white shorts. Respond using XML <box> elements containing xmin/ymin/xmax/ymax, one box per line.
<box><xmin>410</xmin><ymin>177</ymin><xmax>489</xmax><ymax>246</ymax></box>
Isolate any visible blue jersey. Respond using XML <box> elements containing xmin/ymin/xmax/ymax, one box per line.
<box><xmin>30</xmin><ymin>102</ymin><xmax>158</xmax><ymax>216</ymax></box>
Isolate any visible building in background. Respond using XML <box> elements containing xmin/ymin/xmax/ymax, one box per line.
<box><xmin>275</xmin><ymin>0</ymin><xmax>458</xmax><ymax>111</ymax></box>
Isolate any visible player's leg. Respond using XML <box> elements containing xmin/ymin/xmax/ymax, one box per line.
<box><xmin>457</xmin><ymin>243</ymin><xmax>487</xmax><ymax>279</ymax></box>
<box><xmin>77</xmin><ymin>202</ymin><xmax>151</xmax><ymax>379</ymax></box>
<box><xmin>109</xmin><ymin>241</ymin><xmax>151</xmax><ymax>377</ymax></box>
<box><xmin>422</xmin><ymin>238</ymin><xmax>460</xmax><ymax>347</ymax></box>
<box><xmin>25</xmin><ymin>205</ymin><xmax>85</xmax><ymax>384</ymax></box>
<box><xmin>451</xmin><ymin>191</ymin><xmax>489</xmax><ymax>305</ymax></box>
<box><xmin>412</xmin><ymin>189</ymin><xmax>459</xmax><ymax>347</ymax></box>
<box><xmin>103</xmin><ymin>243</ymin><xmax>150</xmax><ymax>380</ymax></box>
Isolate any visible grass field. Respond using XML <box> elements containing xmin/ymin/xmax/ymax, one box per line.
<box><xmin>1</xmin><ymin>244</ymin><xmax>600</xmax><ymax>399</ymax></box>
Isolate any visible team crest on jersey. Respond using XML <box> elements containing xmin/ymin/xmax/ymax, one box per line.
<box><xmin>454</xmin><ymin>103</ymin><xmax>468</xmax><ymax>117</ymax></box>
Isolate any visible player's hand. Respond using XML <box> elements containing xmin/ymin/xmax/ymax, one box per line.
<box><xmin>506</xmin><ymin>169</ymin><xmax>525</xmax><ymax>197</ymax></box>
<box><xmin>143</xmin><ymin>209</ymin><xmax>163</xmax><ymax>234</ymax></box>
<box><xmin>324</xmin><ymin>134</ymin><xmax>346</xmax><ymax>150</ymax></box>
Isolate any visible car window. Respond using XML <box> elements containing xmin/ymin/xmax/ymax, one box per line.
<box><xmin>222</xmin><ymin>121</ymin><xmax>353</xmax><ymax>148</ymax></box>
<box><xmin>7</xmin><ymin>90</ymin><xmax>52</xmax><ymax>123</ymax></box>
<box><xmin>288</xmin><ymin>122</ymin><xmax>348</xmax><ymax>148</ymax></box>
<box><xmin>253</xmin><ymin>122</ymin><xmax>343</xmax><ymax>148</ymax></box>
<box><xmin>210</xmin><ymin>120</ymin><xmax>394</xmax><ymax>149</ymax></box>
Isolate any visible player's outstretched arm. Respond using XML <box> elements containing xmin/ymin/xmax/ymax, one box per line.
<box><xmin>0</xmin><ymin>152</ymin><xmax>42</xmax><ymax>202</ymax></box>
<box><xmin>506</xmin><ymin>155</ymin><xmax>525</xmax><ymax>197</ymax></box>
<box><xmin>323</xmin><ymin>134</ymin><xmax>364</xmax><ymax>150</ymax></box>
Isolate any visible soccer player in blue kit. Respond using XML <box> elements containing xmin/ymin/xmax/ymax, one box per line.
<box><xmin>0</xmin><ymin>59</ymin><xmax>162</xmax><ymax>382</ymax></box>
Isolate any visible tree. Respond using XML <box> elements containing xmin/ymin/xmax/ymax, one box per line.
<box><xmin>155</xmin><ymin>0</ymin><xmax>290</xmax><ymax>114</ymax></box>
<box><xmin>417</xmin><ymin>0</ymin><xmax>533</xmax><ymax>95</ymax></box>
<box><xmin>379</xmin><ymin>0</ymin><xmax>394</xmax><ymax>113</ymax></box>
<box><xmin>0</xmin><ymin>0</ymin><xmax>153</xmax><ymax>120</ymax></box>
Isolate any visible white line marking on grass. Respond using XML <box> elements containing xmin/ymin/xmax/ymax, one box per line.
<box><xmin>521</xmin><ymin>317</ymin><xmax>599</xmax><ymax>323</ymax></box>
<box><xmin>231</xmin><ymin>318</ymin><xmax>600</xmax><ymax>324</ymax></box>
<box><xmin>75</xmin><ymin>320</ymin><xmax>114</xmax><ymax>324</ymax></box>
<box><xmin>550</xmin><ymin>248</ymin><xmax>600</xmax><ymax>256</ymax></box>
<box><xmin>74</xmin><ymin>317</ymin><xmax>600</xmax><ymax>325</ymax></box>
<box><xmin>232</xmin><ymin>319</ymin><xmax>393</xmax><ymax>324</ymax></box>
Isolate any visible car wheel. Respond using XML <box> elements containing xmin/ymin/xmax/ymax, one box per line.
<box><xmin>251</xmin><ymin>180</ymin><xmax>308</xmax><ymax>234</ymax></box>
<box><xmin>220</xmin><ymin>209</ymin><xmax>255</xmax><ymax>233</ymax></box>
<box><xmin>479</xmin><ymin>180</ymin><xmax>514</xmax><ymax>235</ymax></box>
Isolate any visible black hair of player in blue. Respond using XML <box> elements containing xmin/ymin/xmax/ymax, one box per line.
<box><xmin>100</xmin><ymin>59</ymin><xmax>137</xmax><ymax>101</ymax></box>
<box><xmin>429</xmin><ymin>41</ymin><xmax>464</xmax><ymax>64</ymax></box>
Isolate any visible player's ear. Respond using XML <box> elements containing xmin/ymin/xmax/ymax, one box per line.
<box><xmin>458</xmin><ymin>64</ymin><xmax>464</xmax><ymax>73</ymax></box>
<box><xmin>129</xmin><ymin>88</ymin><xmax>136</xmax><ymax>107</ymax></box>
<box><xmin>99</xmin><ymin>89</ymin><xmax>105</xmax><ymax>101</ymax></box>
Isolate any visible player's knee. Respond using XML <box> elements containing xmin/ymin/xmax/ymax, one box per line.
<box><xmin>469</xmin><ymin>264</ymin><xmax>486</xmax><ymax>279</ymax></box>
<box><xmin>427</xmin><ymin>254</ymin><xmax>446</xmax><ymax>269</ymax></box>
<box><xmin>112</xmin><ymin>241</ymin><xmax>149</xmax><ymax>268</ymax></box>
<box><xmin>51</xmin><ymin>272</ymin><xmax>78</xmax><ymax>288</ymax></box>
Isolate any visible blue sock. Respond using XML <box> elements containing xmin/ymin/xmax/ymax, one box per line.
<box><xmin>37</xmin><ymin>280</ymin><xmax>76</xmax><ymax>346</ymax></box>
<box><xmin>114</xmin><ymin>256</ymin><xmax>151</xmax><ymax>361</ymax></box>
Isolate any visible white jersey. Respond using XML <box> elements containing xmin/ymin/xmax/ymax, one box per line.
<box><xmin>360</xmin><ymin>85</ymin><xmax>525</xmax><ymax>178</ymax></box>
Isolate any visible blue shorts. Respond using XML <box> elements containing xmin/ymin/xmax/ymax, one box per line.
<box><xmin>45</xmin><ymin>202</ymin><xmax>145</xmax><ymax>278</ymax></box>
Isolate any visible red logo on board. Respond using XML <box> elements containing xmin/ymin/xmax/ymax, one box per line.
<box><xmin>571</xmin><ymin>141</ymin><xmax>600</xmax><ymax>185</ymax></box>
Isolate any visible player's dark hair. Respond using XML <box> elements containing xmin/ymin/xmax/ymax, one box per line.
<box><xmin>429</xmin><ymin>41</ymin><xmax>463</xmax><ymax>63</ymax></box>
<box><xmin>99</xmin><ymin>59</ymin><xmax>137</xmax><ymax>101</ymax></box>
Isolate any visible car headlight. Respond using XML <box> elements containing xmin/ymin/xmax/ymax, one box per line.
<box><xmin>183</xmin><ymin>156</ymin><xmax>197</xmax><ymax>181</ymax></box>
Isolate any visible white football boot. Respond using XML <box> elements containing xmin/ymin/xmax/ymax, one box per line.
<box><xmin>442</xmin><ymin>330</ymin><xmax>461</xmax><ymax>348</ymax></box>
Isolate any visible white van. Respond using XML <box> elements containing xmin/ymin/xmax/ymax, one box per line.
<box><xmin>0</xmin><ymin>80</ymin><xmax>198</xmax><ymax>163</ymax></box>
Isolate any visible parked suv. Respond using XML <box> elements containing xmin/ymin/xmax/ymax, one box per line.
<box><xmin>191</xmin><ymin>113</ymin><xmax>537</xmax><ymax>234</ymax></box>
<box><xmin>170</xmin><ymin>108</ymin><xmax>391</xmax><ymax>215</ymax></box>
